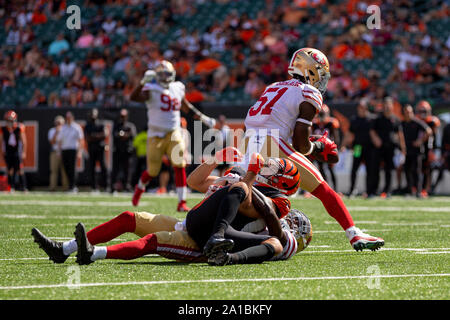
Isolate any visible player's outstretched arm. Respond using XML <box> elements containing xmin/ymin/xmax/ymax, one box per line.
<box><xmin>187</xmin><ymin>161</ymin><xmax>220</xmax><ymax>193</ymax></box>
<box><xmin>181</xmin><ymin>97</ymin><xmax>216</xmax><ymax>128</ymax></box>
<box><xmin>187</xmin><ymin>147</ymin><xmax>243</xmax><ymax>193</ymax></box>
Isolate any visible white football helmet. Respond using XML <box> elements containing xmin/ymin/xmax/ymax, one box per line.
<box><xmin>281</xmin><ymin>209</ymin><xmax>313</xmax><ymax>252</ymax></box>
<box><xmin>288</xmin><ymin>47</ymin><xmax>330</xmax><ymax>94</ymax></box>
<box><xmin>155</xmin><ymin>60</ymin><xmax>176</xmax><ymax>88</ymax></box>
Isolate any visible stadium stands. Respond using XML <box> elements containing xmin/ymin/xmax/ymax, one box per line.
<box><xmin>0</xmin><ymin>0</ymin><xmax>448</xmax><ymax>108</ymax></box>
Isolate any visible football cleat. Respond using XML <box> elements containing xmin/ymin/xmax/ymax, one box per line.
<box><xmin>177</xmin><ymin>200</ymin><xmax>190</xmax><ymax>212</ymax></box>
<box><xmin>74</xmin><ymin>223</ymin><xmax>94</xmax><ymax>265</ymax></box>
<box><xmin>203</xmin><ymin>235</ymin><xmax>234</xmax><ymax>257</ymax></box>
<box><xmin>31</xmin><ymin>228</ymin><xmax>69</xmax><ymax>264</ymax></box>
<box><xmin>208</xmin><ymin>251</ymin><xmax>232</xmax><ymax>266</ymax></box>
<box><xmin>348</xmin><ymin>227</ymin><xmax>385</xmax><ymax>251</ymax></box>
<box><xmin>132</xmin><ymin>185</ymin><xmax>145</xmax><ymax>206</ymax></box>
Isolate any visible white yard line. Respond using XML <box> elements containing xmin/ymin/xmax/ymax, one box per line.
<box><xmin>348</xmin><ymin>206</ymin><xmax>450</xmax><ymax>212</ymax></box>
<box><xmin>0</xmin><ymin>200</ymin><xmax>152</xmax><ymax>207</ymax></box>
<box><xmin>0</xmin><ymin>273</ymin><xmax>448</xmax><ymax>290</ymax></box>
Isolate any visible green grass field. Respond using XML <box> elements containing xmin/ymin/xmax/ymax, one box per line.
<box><xmin>0</xmin><ymin>192</ymin><xmax>449</xmax><ymax>300</ymax></box>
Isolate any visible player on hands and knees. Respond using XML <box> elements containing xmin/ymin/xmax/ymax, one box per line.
<box><xmin>243</xmin><ymin>47</ymin><xmax>384</xmax><ymax>251</ymax></box>
<box><xmin>130</xmin><ymin>60</ymin><xmax>216</xmax><ymax>212</ymax></box>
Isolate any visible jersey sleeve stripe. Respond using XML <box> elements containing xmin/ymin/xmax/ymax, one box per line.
<box><xmin>303</xmin><ymin>95</ymin><xmax>322</xmax><ymax>109</ymax></box>
<box><xmin>303</xmin><ymin>90</ymin><xmax>323</xmax><ymax>103</ymax></box>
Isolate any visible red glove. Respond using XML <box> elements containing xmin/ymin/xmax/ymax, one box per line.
<box><xmin>310</xmin><ymin>132</ymin><xmax>338</xmax><ymax>162</ymax></box>
<box><xmin>209</xmin><ymin>147</ymin><xmax>243</xmax><ymax>164</ymax></box>
<box><xmin>248</xmin><ymin>153</ymin><xmax>265</xmax><ymax>174</ymax></box>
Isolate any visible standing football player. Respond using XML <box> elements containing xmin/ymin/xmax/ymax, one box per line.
<box><xmin>242</xmin><ymin>47</ymin><xmax>384</xmax><ymax>251</ymax></box>
<box><xmin>0</xmin><ymin>110</ymin><xmax>28</xmax><ymax>192</ymax></box>
<box><xmin>130</xmin><ymin>60</ymin><xmax>216</xmax><ymax>212</ymax></box>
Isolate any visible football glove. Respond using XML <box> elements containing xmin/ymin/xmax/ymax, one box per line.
<box><xmin>310</xmin><ymin>132</ymin><xmax>338</xmax><ymax>162</ymax></box>
<box><xmin>140</xmin><ymin>70</ymin><xmax>156</xmax><ymax>85</ymax></box>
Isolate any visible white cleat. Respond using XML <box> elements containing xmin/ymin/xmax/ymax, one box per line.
<box><xmin>347</xmin><ymin>227</ymin><xmax>385</xmax><ymax>251</ymax></box>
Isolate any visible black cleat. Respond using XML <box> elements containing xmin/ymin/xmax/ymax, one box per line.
<box><xmin>208</xmin><ymin>251</ymin><xmax>232</xmax><ymax>266</ymax></box>
<box><xmin>31</xmin><ymin>228</ymin><xmax>69</xmax><ymax>264</ymax></box>
<box><xmin>74</xmin><ymin>223</ymin><xmax>94</xmax><ymax>265</ymax></box>
<box><xmin>203</xmin><ymin>235</ymin><xmax>234</xmax><ymax>257</ymax></box>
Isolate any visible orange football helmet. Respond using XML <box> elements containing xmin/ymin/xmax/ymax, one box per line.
<box><xmin>257</xmin><ymin>158</ymin><xmax>301</xmax><ymax>196</ymax></box>
<box><xmin>4</xmin><ymin>110</ymin><xmax>17</xmax><ymax>122</ymax></box>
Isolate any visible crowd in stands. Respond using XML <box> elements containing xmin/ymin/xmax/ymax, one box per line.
<box><xmin>0</xmin><ymin>0</ymin><xmax>448</xmax><ymax>109</ymax></box>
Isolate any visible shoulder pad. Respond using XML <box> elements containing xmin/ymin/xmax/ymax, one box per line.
<box><xmin>302</xmin><ymin>84</ymin><xmax>323</xmax><ymax>111</ymax></box>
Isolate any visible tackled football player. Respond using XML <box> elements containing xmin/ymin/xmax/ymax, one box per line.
<box><xmin>31</xmin><ymin>148</ymin><xmax>311</xmax><ymax>266</ymax></box>
<box><xmin>129</xmin><ymin>60</ymin><xmax>216</xmax><ymax>212</ymax></box>
<box><xmin>243</xmin><ymin>47</ymin><xmax>384</xmax><ymax>251</ymax></box>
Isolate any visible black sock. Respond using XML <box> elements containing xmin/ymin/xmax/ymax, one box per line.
<box><xmin>8</xmin><ymin>174</ymin><xmax>14</xmax><ymax>189</ymax></box>
<box><xmin>212</xmin><ymin>186</ymin><xmax>246</xmax><ymax>238</ymax></box>
<box><xmin>229</xmin><ymin>243</ymin><xmax>276</xmax><ymax>264</ymax></box>
<box><xmin>19</xmin><ymin>174</ymin><xmax>27</xmax><ymax>190</ymax></box>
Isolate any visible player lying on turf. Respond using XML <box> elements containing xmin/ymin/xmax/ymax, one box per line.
<box><xmin>31</xmin><ymin>148</ymin><xmax>311</xmax><ymax>265</ymax></box>
<box><xmin>242</xmin><ymin>47</ymin><xmax>384</xmax><ymax>251</ymax></box>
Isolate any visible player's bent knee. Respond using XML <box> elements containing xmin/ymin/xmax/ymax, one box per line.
<box><xmin>263</xmin><ymin>237</ymin><xmax>283</xmax><ymax>255</ymax></box>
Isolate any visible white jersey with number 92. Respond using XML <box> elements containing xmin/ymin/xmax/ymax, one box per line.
<box><xmin>142</xmin><ymin>81</ymin><xmax>185</xmax><ymax>138</ymax></box>
<box><xmin>244</xmin><ymin>79</ymin><xmax>323</xmax><ymax>142</ymax></box>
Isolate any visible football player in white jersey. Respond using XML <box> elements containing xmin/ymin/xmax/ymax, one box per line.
<box><xmin>243</xmin><ymin>48</ymin><xmax>384</xmax><ymax>251</ymax></box>
<box><xmin>130</xmin><ymin>60</ymin><xmax>216</xmax><ymax>212</ymax></box>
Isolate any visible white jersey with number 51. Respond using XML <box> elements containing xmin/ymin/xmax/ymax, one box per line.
<box><xmin>244</xmin><ymin>79</ymin><xmax>323</xmax><ymax>142</ymax></box>
<box><xmin>142</xmin><ymin>81</ymin><xmax>185</xmax><ymax>138</ymax></box>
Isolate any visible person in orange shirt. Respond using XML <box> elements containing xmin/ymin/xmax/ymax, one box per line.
<box><xmin>194</xmin><ymin>56</ymin><xmax>222</xmax><ymax>75</ymax></box>
<box><xmin>31</xmin><ymin>8</ymin><xmax>48</xmax><ymax>25</ymax></box>
<box><xmin>185</xmin><ymin>81</ymin><xmax>206</xmax><ymax>104</ymax></box>
<box><xmin>353</xmin><ymin>40</ymin><xmax>373</xmax><ymax>59</ymax></box>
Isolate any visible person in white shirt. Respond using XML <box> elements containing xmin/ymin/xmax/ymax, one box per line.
<box><xmin>59</xmin><ymin>112</ymin><xmax>84</xmax><ymax>193</ymax></box>
<box><xmin>48</xmin><ymin>115</ymin><xmax>69</xmax><ymax>191</ymax></box>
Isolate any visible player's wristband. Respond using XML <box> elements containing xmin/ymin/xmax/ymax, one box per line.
<box><xmin>303</xmin><ymin>143</ymin><xmax>315</xmax><ymax>156</ymax></box>
<box><xmin>296</xmin><ymin>118</ymin><xmax>313</xmax><ymax>126</ymax></box>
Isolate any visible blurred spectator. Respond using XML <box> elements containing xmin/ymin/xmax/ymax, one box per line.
<box><xmin>431</xmin><ymin>121</ymin><xmax>450</xmax><ymax>193</ymax></box>
<box><xmin>368</xmin><ymin>97</ymin><xmax>407</xmax><ymax>198</ymax></box>
<box><xmin>132</xmin><ymin>126</ymin><xmax>147</xmax><ymax>187</ymax></box>
<box><xmin>342</xmin><ymin>99</ymin><xmax>374</xmax><ymax>197</ymax></box>
<box><xmin>48</xmin><ymin>92</ymin><xmax>62</xmax><ymax>108</ymax></box>
<box><xmin>31</xmin><ymin>8</ymin><xmax>47</xmax><ymax>25</ymax></box>
<box><xmin>48</xmin><ymin>115</ymin><xmax>68</xmax><ymax>191</ymax></box>
<box><xmin>84</xmin><ymin>108</ymin><xmax>108</xmax><ymax>192</ymax></box>
<box><xmin>111</xmin><ymin>109</ymin><xmax>136</xmax><ymax>192</ymax></box>
<box><xmin>59</xmin><ymin>57</ymin><xmax>76</xmax><ymax>78</ymax></box>
<box><xmin>76</xmin><ymin>30</ymin><xmax>94</xmax><ymax>48</ymax></box>
<box><xmin>48</xmin><ymin>33</ymin><xmax>70</xmax><ymax>56</ymax></box>
<box><xmin>0</xmin><ymin>110</ymin><xmax>28</xmax><ymax>191</ymax></box>
<box><xmin>401</xmin><ymin>105</ymin><xmax>432</xmax><ymax>197</ymax></box>
<box><xmin>60</xmin><ymin>112</ymin><xmax>84</xmax><ymax>193</ymax></box>
<box><xmin>102</xmin><ymin>16</ymin><xmax>117</xmax><ymax>34</ymax></box>
<box><xmin>28</xmin><ymin>89</ymin><xmax>47</xmax><ymax>107</ymax></box>
<box><xmin>244</xmin><ymin>70</ymin><xmax>265</xmax><ymax>99</ymax></box>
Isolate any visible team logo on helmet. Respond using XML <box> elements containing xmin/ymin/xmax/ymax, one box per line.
<box><xmin>4</xmin><ymin>110</ymin><xmax>17</xmax><ymax>122</ymax></box>
<box><xmin>288</xmin><ymin>47</ymin><xmax>330</xmax><ymax>94</ymax></box>
<box><xmin>256</xmin><ymin>158</ymin><xmax>301</xmax><ymax>196</ymax></box>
